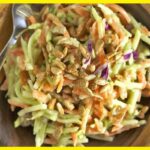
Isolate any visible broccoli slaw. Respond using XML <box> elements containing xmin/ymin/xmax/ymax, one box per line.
<box><xmin>1</xmin><ymin>4</ymin><xmax>150</xmax><ymax>146</ymax></box>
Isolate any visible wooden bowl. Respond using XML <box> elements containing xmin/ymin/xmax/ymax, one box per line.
<box><xmin>0</xmin><ymin>4</ymin><xmax>150</xmax><ymax>146</ymax></box>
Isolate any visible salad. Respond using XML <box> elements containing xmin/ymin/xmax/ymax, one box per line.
<box><xmin>1</xmin><ymin>4</ymin><xmax>150</xmax><ymax>146</ymax></box>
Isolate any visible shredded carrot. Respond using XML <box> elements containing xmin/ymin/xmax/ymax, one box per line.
<box><xmin>63</xmin><ymin>77</ymin><xmax>73</xmax><ymax>86</ymax></box>
<box><xmin>93</xmin><ymin>53</ymin><xmax>106</xmax><ymax>67</ymax></box>
<box><xmin>38</xmin><ymin>30</ymin><xmax>46</xmax><ymax>46</ymax></box>
<box><xmin>142</xmin><ymin>89</ymin><xmax>150</xmax><ymax>97</ymax></box>
<box><xmin>72</xmin><ymin>87</ymin><xmax>88</xmax><ymax>96</ymax></box>
<box><xmin>113</xmin><ymin>87</ymin><xmax>120</xmax><ymax>99</ymax></box>
<box><xmin>8</xmin><ymin>100</ymin><xmax>28</xmax><ymax>108</ymax></box>
<box><xmin>91</xmin><ymin>21</ymin><xmax>99</xmax><ymax>43</ymax></box>
<box><xmin>20</xmin><ymin>71</ymin><xmax>29</xmax><ymax>85</ymax></box>
<box><xmin>64</xmin><ymin>31</ymin><xmax>70</xmax><ymax>37</ymax></box>
<box><xmin>137</xmin><ymin>70</ymin><xmax>146</xmax><ymax>88</ymax></box>
<box><xmin>43</xmin><ymin>82</ymin><xmax>54</xmax><ymax>92</ymax></box>
<box><xmin>94</xmin><ymin>87</ymin><xmax>100</xmax><ymax>94</ymax></box>
<box><xmin>71</xmin><ymin>132</ymin><xmax>77</xmax><ymax>146</ymax></box>
<box><xmin>100</xmin><ymin>91</ymin><xmax>108</xmax><ymax>100</ymax></box>
<box><xmin>110</xmin><ymin>21</ymin><xmax>125</xmax><ymax>40</ymax></box>
<box><xmin>11</xmin><ymin>48</ymin><xmax>24</xmax><ymax>57</ymax></box>
<box><xmin>72</xmin><ymin>5</ymin><xmax>90</xmax><ymax>17</ymax></box>
<box><xmin>146</xmin><ymin>83</ymin><xmax>150</xmax><ymax>89</ymax></box>
<box><xmin>93</xmin><ymin>100</ymin><xmax>106</xmax><ymax>120</ymax></box>
<box><xmin>87</xmin><ymin>116</ymin><xmax>93</xmax><ymax>124</ymax></box>
<box><xmin>27</xmin><ymin>16</ymin><xmax>37</xmax><ymax>25</ymax></box>
<box><xmin>106</xmin><ymin>4</ymin><xmax>131</xmax><ymax>25</ymax></box>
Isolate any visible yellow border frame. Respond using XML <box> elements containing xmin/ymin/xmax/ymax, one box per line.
<box><xmin>0</xmin><ymin>1</ymin><xmax>150</xmax><ymax>149</ymax></box>
<box><xmin>0</xmin><ymin>0</ymin><xmax>150</xmax><ymax>3</ymax></box>
<box><xmin>0</xmin><ymin>147</ymin><xmax>150</xmax><ymax>149</ymax></box>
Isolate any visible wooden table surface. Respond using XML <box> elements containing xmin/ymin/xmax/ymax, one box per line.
<box><xmin>141</xmin><ymin>4</ymin><xmax>150</xmax><ymax>14</ymax></box>
<box><xmin>0</xmin><ymin>5</ymin><xmax>12</xmax><ymax>52</ymax></box>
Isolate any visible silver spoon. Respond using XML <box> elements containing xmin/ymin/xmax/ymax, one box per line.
<box><xmin>0</xmin><ymin>4</ymin><xmax>33</xmax><ymax>69</ymax></box>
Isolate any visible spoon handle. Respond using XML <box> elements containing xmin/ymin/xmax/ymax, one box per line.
<box><xmin>0</xmin><ymin>4</ymin><xmax>35</xmax><ymax>70</ymax></box>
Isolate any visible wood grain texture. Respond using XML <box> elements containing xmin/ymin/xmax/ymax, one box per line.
<box><xmin>0</xmin><ymin>4</ymin><xmax>150</xmax><ymax>146</ymax></box>
<box><xmin>0</xmin><ymin>5</ymin><xmax>12</xmax><ymax>86</ymax></box>
<box><xmin>141</xmin><ymin>4</ymin><xmax>150</xmax><ymax>14</ymax></box>
<box><xmin>132</xmin><ymin>117</ymin><xmax>150</xmax><ymax>146</ymax></box>
<box><xmin>0</xmin><ymin>5</ymin><xmax>12</xmax><ymax>52</ymax></box>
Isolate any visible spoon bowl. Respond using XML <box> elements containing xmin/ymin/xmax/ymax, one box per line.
<box><xmin>0</xmin><ymin>4</ymin><xmax>33</xmax><ymax>69</ymax></box>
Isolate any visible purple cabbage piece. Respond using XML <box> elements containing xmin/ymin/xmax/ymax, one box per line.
<box><xmin>94</xmin><ymin>66</ymin><xmax>101</xmax><ymax>75</ymax></box>
<box><xmin>82</xmin><ymin>57</ymin><xmax>91</xmax><ymax>69</ymax></box>
<box><xmin>87</xmin><ymin>40</ymin><xmax>93</xmax><ymax>53</ymax></box>
<box><xmin>105</xmin><ymin>23</ymin><xmax>110</xmax><ymax>30</ymax></box>
<box><xmin>95</xmin><ymin>63</ymin><xmax>106</xmax><ymax>74</ymax></box>
<box><xmin>133</xmin><ymin>51</ymin><xmax>139</xmax><ymax>60</ymax></box>
<box><xmin>123</xmin><ymin>51</ymin><xmax>139</xmax><ymax>61</ymax></box>
<box><xmin>95</xmin><ymin>63</ymin><xmax>109</xmax><ymax>80</ymax></box>
<box><xmin>123</xmin><ymin>52</ymin><xmax>132</xmax><ymax>60</ymax></box>
<box><xmin>101</xmin><ymin>65</ymin><xmax>109</xmax><ymax>79</ymax></box>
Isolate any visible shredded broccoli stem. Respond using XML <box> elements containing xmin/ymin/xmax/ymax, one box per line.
<box><xmin>127</xmin><ymin>90</ymin><xmax>141</xmax><ymax>114</ymax></box>
<box><xmin>18</xmin><ymin>104</ymin><xmax>47</xmax><ymax>116</ymax></box>
<box><xmin>132</xmin><ymin>29</ymin><xmax>141</xmax><ymax>50</ymax></box>
<box><xmin>35</xmin><ymin>118</ymin><xmax>48</xmax><ymax>146</ymax></box>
